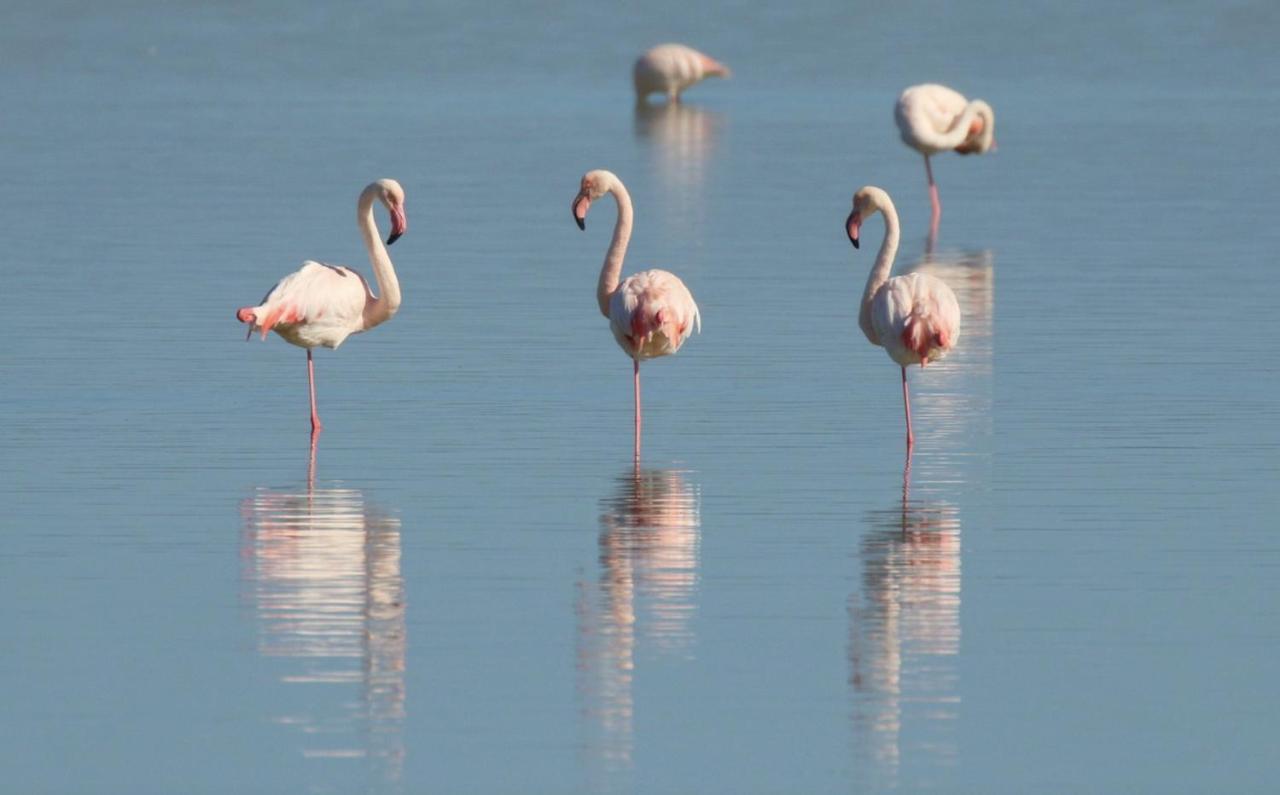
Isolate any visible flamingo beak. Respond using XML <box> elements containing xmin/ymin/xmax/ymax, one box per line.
<box><xmin>846</xmin><ymin>210</ymin><xmax>861</xmax><ymax>249</ymax></box>
<box><xmin>386</xmin><ymin>204</ymin><xmax>407</xmax><ymax>245</ymax></box>
<box><xmin>573</xmin><ymin>194</ymin><xmax>590</xmax><ymax>230</ymax></box>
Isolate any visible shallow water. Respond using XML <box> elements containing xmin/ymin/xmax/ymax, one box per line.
<box><xmin>2</xmin><ymin>1</ymin><xmax>1279</xmax><ymax>792</ymax></box>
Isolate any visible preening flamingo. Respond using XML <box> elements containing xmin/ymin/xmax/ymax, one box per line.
<box><xmin>572</xmin><ymin>169</ymin><xmax>701</xmax><ymax>459</ymax></box>
<box><xmin>236</xmin><ymin>179</ymin><xmax>407</xmax><ymax>434</ymax></box>
<box><xmin>894</xmin><ymin>84</ymin><xmax>996</xmax><ymax>236</ymax></box>
<box><xmin>846</xmin><ymin>186</ymin><xmax>960</xmax><ymax>449</ymax></box>
<box><xmin>634</xmin><ymin>44</ymin><xmax>730</xmax><ymax>103</ymax></box>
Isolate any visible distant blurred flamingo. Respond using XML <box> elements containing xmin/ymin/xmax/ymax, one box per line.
<box><xmin>895</xmin><ymin>84</ymin><xmax>996</xmax><ymax>237</ymax></box>
<box><xmin>573</xmin><ymin>169</ymin><xmax>701</xmax><ymax>459</ymax></box>
<box><xmin>236</xmin><ymin>179</ymin><xmax>407</xmax><ymax>435</ymax></box>
<box><xmin>846</xmin><ymin>186</ymin><xmax>960</xmax><ymax>449</ymax></box>
<box><xmin>634</xmin><ymin>44</ymin><xmax>730</xmax><ymax>103</ymax></box>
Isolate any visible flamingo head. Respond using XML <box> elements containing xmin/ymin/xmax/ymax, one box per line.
<box><xmin>572</xmin><ymin>169</ymin><xmax>618</xmax><ymax>230</ymax></box>
<box><xmin>954</xmin><ymin>101</ymin><xmax>996</xmax><ymax>155</ymax></box>
<box><xmin>373</xmin><ymin>178</ymin><xmax>408</xmax><ymax>245</ymax></box>
<box><xmin>846</xmin><ymin>186</ymin><xmax>892</xmax><ymax>249</ymax></box>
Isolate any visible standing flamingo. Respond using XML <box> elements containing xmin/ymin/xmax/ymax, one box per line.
<box><xmin>572</xmin><ymin>169</ymin><xmax>701</xmax><ymax>459</ymax></box>
<box><xmin>894</xmin><ymin>84</ymin><xmax>996</xmax><ymax>238</ymax></box>
<box><xmin>633</xmin><ymin>44</ymin><xmax>730</xmax><ymax>103</ymax></box>
<box><xmin>236</xmin><ymin>179</ymin><xmax>407</xmax><ymax>435</ymax></box>
<box><xmin>846</xmin><ymin>186</ymin><xmax>960</xmax><ymax>449</ymax></box>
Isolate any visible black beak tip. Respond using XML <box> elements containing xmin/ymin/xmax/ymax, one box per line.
<box><xmin>386</xmin><ymin>232</ymin><xmax>402</xmax><ymax>246</ymax></box>
<box><xmin>850</xmin><ymin>237</ymin><xmax>860</xmax><ymax>249</ymax></box>
<box><xmin>575</xmin><ymin>217</ymin><xmax>585</xmax><ymax>231</ymax></box>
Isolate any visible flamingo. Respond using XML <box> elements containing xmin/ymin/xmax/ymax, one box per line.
<box><xmin>846</xmin><ymin>186</ymin><xmax>960</xmax><ymax>450</ymax></box>
<box><xmin>633</xmin><ymin>44</ymin><xmax>730</xmax><ymax>103</ymax></box>
<box><xmin>894</xmin><ymin>84</ymin><xmax>996</xmax><ymax>238</ymax></box>
<box><xmin>572</xmin><ymin>169</ymin><xmax>701</xmax><ymax>459</ymax></box>
<box><xmin>236</xmin><ymin>179</ymin><xmax>407</xmax><ymax>435</ymax></box>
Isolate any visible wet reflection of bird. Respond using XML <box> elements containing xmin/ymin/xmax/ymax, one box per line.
<box><xmin>576</xmin><ymin>468</ymin><xmax>701</xmax><ymax>783</ymax></box>
<box><xmin>633</xmin><ymin>102</ymin><xmax>721</xmax><ymax>228</ymax></box>
<box><xmin>240</xmin><ymin>476</ymin><xmax>406</xmax><ymax>787</ymax></box>
<box><xmin>848</xmin><ymin>460</ymin><xmax>961</xmax><ymax>788</ymax></box>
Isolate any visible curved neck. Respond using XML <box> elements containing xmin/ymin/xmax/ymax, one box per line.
<box><xmin>858</xmin><ymin>199</ymin><xmax>900</xmax><ymax>344</ymax></box>
<box><xmin>358</xmin><ymin>191</ymin><xmax>400</xmax><ymax>330</ymax></box>
<box><xmin>597</xmin><ymin>180</ymin><xmax>634</xmax><ymax>317</ymax></box>
<box><xmin>927</xmin><ymin>102</ymin><xmax>987</xmax><ymax>150</ymax></box>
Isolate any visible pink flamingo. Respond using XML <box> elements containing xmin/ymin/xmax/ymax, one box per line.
<box><xmin>846</xmin><ymin>186</ymin><xmax>960</xmax><ymax>449</ymax></box>
<box><xmin>894</xmin><ymin>84</ymin><xmax>996</xmax><ymax>238</ymax></box>
<box><xmin>573</xmin><ymin>169</ymin><xmax>701</xmax><ymax>459</ymax></box>
<box><xmin>634</xmin><ymin>44</ymin><xmax>730</xmax><ymax>103</ymax></box>
<box><xmin>236</xmin><ymin>179</ymin><xmax>407</xmax><ymax>435</ymax></box>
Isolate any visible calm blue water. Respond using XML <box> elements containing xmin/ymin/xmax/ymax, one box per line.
<box><xmin>3</xmin><ymin>1</ymin><xmax>1279</xmax><ymax>792</ymax></box>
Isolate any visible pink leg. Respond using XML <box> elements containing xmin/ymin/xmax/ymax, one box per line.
<box><xmin>901</xmin><ymin>366</ymin><xmax>915</xmax><ymax>450</ymax></box>
<box><xmin>924</xmin><ymin>155</ymin><xmax>941</xmax><ymax>233</ymax></box>
<box><xmin>307</xmin><ymin>349</ymin><xmax>323</xmax><ymax>433</ymax></box>
<box><xmin>900</xmin><ymin>446</ymin><xmax>913</xmax><ymax>535</ymax></box>
<box><xmin>633</xmin><ymin>359</ymin><xmax>642</xmax><ymax>461</ymax></box>
<box><xmin>307</xmin><ymin>431</ymin><xmax>318</xmax><ymax>490</ymax></box>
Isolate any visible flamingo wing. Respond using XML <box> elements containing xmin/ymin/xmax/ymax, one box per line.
<box><xmin>609</xmin><ymin>269</ymin><xmax>701</xmax><ymax>360</ymax></box>
<box><xmin>241</xmin><ymin>261</ymin><xmax>370</xmax><ymax>347</ymax></box>
<box><xmin>896</xmin><ymin>84</ymin><xmax>971</xmax><ymax>149</ymax></box>
<box><xmin>871</xmin><ymin>273</ymin><xmax>961</xmax><ymax>367</ymax></box>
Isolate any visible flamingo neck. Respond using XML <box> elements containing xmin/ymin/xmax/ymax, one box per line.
<box><xmin>858</xmin><ymin>199</ymin><xmax>900</xmax><ymax>345</ymax></box>
<box><xmin>597</xmin><ymin>178</ymin><xmax>634</xmax><ymax>317</ymax></box>
<box><xmin>946</xmin><ymin>102</ymin><xmax>992</xmax><ymax>150</ymax></box>
<box><xmin>358</xmin><ymin>190</ymin><xmax>401</xmax><ymax>330</ymax></box>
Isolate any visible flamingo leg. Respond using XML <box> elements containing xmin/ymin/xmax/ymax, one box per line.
<box><xmin>924</xmin><ymin>155</ymin><xmax>941</xmax><ymax>235</ymax></box>
<box><xmin>307</xmin><ymin>430</ymin><xmax>318</xmax><ymax>490</ymax></box>
<box><xmin>901</xmin><ymin>366</ymin><xmax>915</xmax><ymax>450</ymax></box>
<box><xmin>901</xmin><ymin>447</ymin><xmax>912</xmax><ymax>537</ymax></box>
<box><xmin>307</xmin><ymin>349</ymin><xmax>323</xmax><ymax>434</ymax></box>
<box><xmin>633</xmin><ymin>359</ymin><xmax>642</xmax><ymax>461</ymax></box>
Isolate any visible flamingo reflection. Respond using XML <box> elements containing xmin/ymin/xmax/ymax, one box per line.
<box><xmin>576</xmin><ymin>468</ymin><xmax>701</xmax><ymax>781</ymax></box>
<box><xmin>634</xmin><ymin>102</ymin><xmax>721</xmax><ymax>227</ymax></box>
<box><xmin>240</xmin><ymin>467</ymin><xmax>406</xmax><ymax>787</ymax></box>
<box><xmin>849</xmin><ymin>458</ymin><xmax>961</xmax><ymax>786</ymax></box>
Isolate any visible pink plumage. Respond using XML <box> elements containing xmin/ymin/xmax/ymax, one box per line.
<box><xmin>894</xmin><ymin>83</ymin><xmax>996</xmax><ymax>237</ymax></box>
<box><xmin>846</xmin><ymin>186</ymin><xmax>960</xmax><ymax>449</ymax></box>
<box><xmin>609</xmin><ymin>269</ymin><xmax>701</xmax><ymax>361</ymax></box>
<box><xmin>235</xmin><ymin>179</ymin><xmax>408</xmax><ymax>435</ymax></box>
<box><xmin>238</xmin><ymin>262</ymin><xmax>370</xmax><ymax>347</ymax></box>
<box><xmin>573</xmin><ymin>169</ymin><xmax>701</xmax><ymax>459</ymax></box>
<box><xmin>633</xmin><ymin>44</ymin><xmax>730</xmax><ymax>103</ymax></box>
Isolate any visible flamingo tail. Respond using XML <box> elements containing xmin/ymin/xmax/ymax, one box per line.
<box><xmin>237</xmin><ymin>303</ymin><xmax>300</xmax><ymax>341</ymax></box>
<box><xmin>236</xmin><ymin>306</ymin><xmax>258</xmax><ymax>341</ymax></box>
<box><xmin>902</xmin><ymin>311</ymin><xmax>950</xmax><ymax>367</ymax></box>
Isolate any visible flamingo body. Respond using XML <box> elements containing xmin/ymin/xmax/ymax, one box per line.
<box><xmin>238</xmin><ymin>261</ymin><xmax>371</xmax><ymax>349</ymax></box>
<box><xmin>609</xmin><ymin>269</ymin><xmax>701</xmax><ymax>361</ymax></box>
<box><xmin>634</xmin><ymin>44</ymin><xmax>730</xmax><ymax>102</ymax></box>
<box><xmin>894</xmin><ymin>84</ymin><xmax>993</xmax><ymax>156</ymax></box>
<box><xmin>235</xmin><ymin>179</ymin><xmax>408</xmax><ymax>434</ymax></box>
<box><xmin>894</xmin><ymin>84</ymin><xmax>995</xmax><ymax>235</ymax></box>
<box><xmin>573</xmin><ymin>169</ymin><xmax>700</xmax><ymax>459</ymax></box>
<box><xmin>846</xmin><ymin>186</ymin><xmax>960</xmax><ymax>449</ymax></box>
<box><xmin>870</xmin><ymin>271</ymin><xmax>961</xmax><ymax>368</ymax></box>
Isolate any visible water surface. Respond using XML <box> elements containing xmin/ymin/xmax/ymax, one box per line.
<box><xmin>2</xmin><ymin>1</ymin><xmax>1278</xmax><ymax>792</ymax></box>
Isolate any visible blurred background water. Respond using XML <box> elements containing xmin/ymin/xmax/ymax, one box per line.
<box><xmin>2</xmin><ymin>1</ymin><xmax>1278</xmax><ymax>792</ymax></box>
